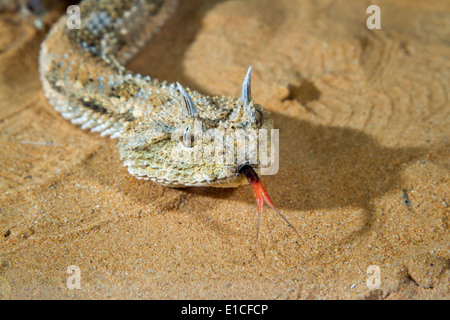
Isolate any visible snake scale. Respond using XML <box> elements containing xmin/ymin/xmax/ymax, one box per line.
<box><xmin>39</xmin><ymin>0</ymin><xmax>299</xmax><ymax>251</ymax></box>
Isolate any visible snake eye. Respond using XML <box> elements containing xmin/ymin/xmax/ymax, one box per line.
<box><xmin>172</xmin><ymin>120</ymin><xmax>200</xmax><ymax>149</ymax></box>
<box><xmin>180</xmin><ymin>126</ymin><xmax>195</xmax><ymax>148</ymax></box>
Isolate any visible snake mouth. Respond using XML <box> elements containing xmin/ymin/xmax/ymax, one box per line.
<box><xmin>238</xmin><ymin>164</ymin><xmax>258</xmax><ymax>182</ymax></box>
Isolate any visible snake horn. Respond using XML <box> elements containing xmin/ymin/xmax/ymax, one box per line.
<box><xmin>240</xmin><ymin>66</ymin><xmax>252</xmax><ymax>105</ymax></box>
<box><xmin>176</xmin><ymin>82</ymin><xmax>198</xmax><ymax>118</ymax></box>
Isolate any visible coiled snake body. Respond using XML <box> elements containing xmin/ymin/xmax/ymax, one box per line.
<box><xmin>39</xmin><ymin>0</ymin><xmax>298</xmax><ymax>251</ymax></box>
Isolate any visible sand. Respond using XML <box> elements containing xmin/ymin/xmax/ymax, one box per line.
<box><xmin>0</xmin><ymin>0</ymin><xmax>448</xmax><ymax>299</ymax></box>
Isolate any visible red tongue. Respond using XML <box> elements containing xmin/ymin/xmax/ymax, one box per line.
<box><xmin>250</xmin><ymin>178</ymin><xmax>264</xmax><ymax>213</ymax></box>
<box><xmin>239</xmin><ymin>165</ymin><xmax>299</xmax><ymax>253</ymax></box>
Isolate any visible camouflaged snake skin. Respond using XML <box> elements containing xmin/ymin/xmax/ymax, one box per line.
<box><xmin>39</xmin><ymin>0</ymin><xmax>274</xmax><ymax>188</ymax></box>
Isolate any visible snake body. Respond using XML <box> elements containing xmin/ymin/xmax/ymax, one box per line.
<box><xmin>39</xmin><ymin>0</ymin><xmax>274</xmax><ymax>188</ymax></box>
<box><xmin>39</xmin><ymin>0</ymin><xmax>299</xmax><ymax>251</ymax></box>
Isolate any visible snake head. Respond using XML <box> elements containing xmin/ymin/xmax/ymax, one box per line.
<box><xmin>118</xmin><ymin>66</ymin><xmax>275</xmax><ymax>187</ymax></box>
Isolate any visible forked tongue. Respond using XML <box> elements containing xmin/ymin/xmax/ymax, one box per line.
<box><xmin>239</xmin><ymin>165</ymin><xmax>299</xmax><ymax>253</ymax></box>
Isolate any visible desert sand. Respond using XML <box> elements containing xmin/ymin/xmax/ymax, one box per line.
<box><xmin>0</xmin><ymin>0</ymin><xmax>448</xmax><ymax>299</ymax></box>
